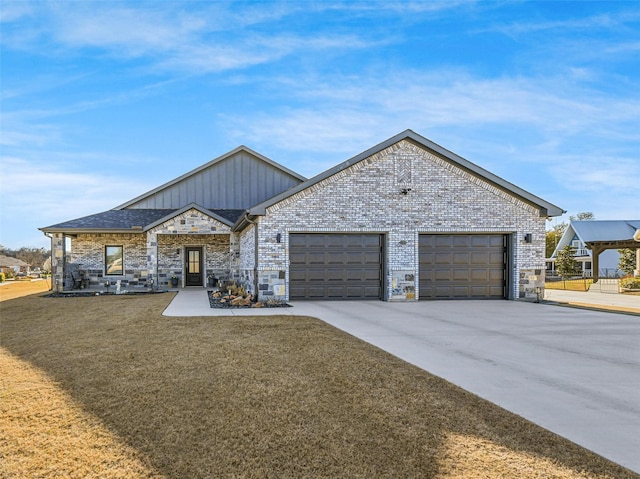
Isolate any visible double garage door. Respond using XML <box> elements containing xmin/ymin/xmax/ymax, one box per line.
<box><xmin>289</xmin><ymin>233</ymin><xmax>507</xmax><ymax>300</ymax></box>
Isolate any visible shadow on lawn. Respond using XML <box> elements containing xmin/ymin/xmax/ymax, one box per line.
<box><xmin>1</xmin><ymin>293</ymin><xmax>637</xmax><ymax>478</ymax></box>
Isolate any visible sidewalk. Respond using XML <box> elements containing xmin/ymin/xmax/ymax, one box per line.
<box><xmin>544</xmin><ymin>289</ymin><xmax>640</xmax><ymax>314</ymax></box>
<box><xmin>163</xmin><ymin>288</ymin><xmax>640</xmax><ymax>317</ymax></box>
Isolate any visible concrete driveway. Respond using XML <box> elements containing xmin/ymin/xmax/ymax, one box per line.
<box><xmin>165</xmin><ymin>292</ymin><xmax>640</xmax><ymax>472</ymax></box>
<box><xmin>290</xmin><ymin>300</ymin><xmax>640</xmax><ymax>473</ymax></box>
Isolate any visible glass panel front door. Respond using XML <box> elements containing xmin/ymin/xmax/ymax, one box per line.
<box><xmin>185</xmin><ymin>247</ymin><xmax>203</xmax><ymax>286</ymax></box>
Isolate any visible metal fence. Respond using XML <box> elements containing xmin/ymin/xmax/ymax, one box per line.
<box><xmin>598</xmin><ymin>278</ymin><xmax>620</xmax><ymax>294</ymax></box>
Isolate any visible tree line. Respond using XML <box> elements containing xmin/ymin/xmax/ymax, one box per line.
<box><xmin>0</xmin><ymin>245</ymin><xmax>50</xmax><ymax>270</ymax></box>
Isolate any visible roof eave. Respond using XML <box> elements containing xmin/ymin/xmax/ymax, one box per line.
<box><xmin>39</xmin><ymin>227</ymin><xmax>144</xmax><ymax>234</ymax></box>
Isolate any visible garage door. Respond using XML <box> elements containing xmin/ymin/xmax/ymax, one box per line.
<box><xmin>419</xmin><ymin>234</ymin><xmax>506</xmax><ymax>299</ymax></box>
<box><xmin>289</xmin><ymin>233</ymin><xmax>383</xmax><ymax>300</ymax></box>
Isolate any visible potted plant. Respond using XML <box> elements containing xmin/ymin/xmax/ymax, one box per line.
<box><xmin>170</xmin><ymin>275</ymin><xmax>179</xmax><ymax>287</ymax></box>
<box><xmin>207</xmin><ymin>274</ymin><xmax>217</xmax><ymax>288</ymax></box>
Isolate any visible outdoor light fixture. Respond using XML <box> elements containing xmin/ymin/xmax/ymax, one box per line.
<box><xmin>524</xmin><ymin>233</ymin><xmax>532</xmax><ymax>243</ymax></box>
<box><xmin>276</xmin><ymin>233</ymin><xmax>282</xmax><ymax>243</ymax></box>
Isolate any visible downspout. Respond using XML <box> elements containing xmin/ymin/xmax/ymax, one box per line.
<box><xmin>43</xmin><ymin>232</ymin><xmax>54</xmax><ymax>292</ymax></box>
<box><xmin>634</xmin><ymin>229</ymin><xmax>640</xmax><ymax>277</ymax></box>
<box><xmin>242</xmin><ymin>212</ymin><xmax>260</xmax><ymax>298</ymax></box>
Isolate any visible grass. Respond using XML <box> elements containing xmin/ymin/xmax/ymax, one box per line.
<box><xmin>0</xmin><ymin>279</ymin><xmax>51</xmax><ymax>301</ymax></box>
<box><xmin>1</xmin><ymin>292</ymin><xmax>637</xmax><ymax>478</ymax></box>
<box><xmin>545</xmin><ymin>278</ymin><xmax>594</xmax><ymax>292</ymax></box>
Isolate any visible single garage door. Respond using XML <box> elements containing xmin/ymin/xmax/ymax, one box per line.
<box><xmin>289</xmin><ymin>233</ymin><xmax>383</xmax><ymax>300</ymax></box>
<box><xmin>419</xmin><ymin>234</ymin><xmax>506</xmax><ymax>299</ymax></box>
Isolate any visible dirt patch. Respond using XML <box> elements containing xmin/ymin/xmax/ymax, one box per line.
<box><xmin>1</xmin><ymin>294</ymin><xmax>636</xmax><ymax>478</ymax></box>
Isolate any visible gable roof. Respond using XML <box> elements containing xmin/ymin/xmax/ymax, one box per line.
<box><xmin>551</xmin><ymin>220</ymin><xmax>640</xmax><ymax>257</ymax></box>
<box><xmin>116</xmin><ymin>146</ymin><xmax>306</xmax><ymax>211</ymax></box>
<box><xmin>571</xmin><ymin>220</ymin><xmax>640</xmax><ymax>243</ymax></box>
<box><xmin>244</xmin><ymin>129</ymin><xmax>565</xmax><ymax>220</ymax></box>
<box><xmin>143</xmin><ymin>204</ymin><xmax>241</xmax><ymax>230</ymax></box>
<box><xmin>40</xmin><ymin>207</ymin><xmax>245</xmax><ymax>233</ymax></box>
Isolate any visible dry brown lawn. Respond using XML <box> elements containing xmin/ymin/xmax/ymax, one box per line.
<box><xmin>0</xmin><ymin>279</ymin><xmax>51</xmax><ymax>301</ymax></box>
<box><xmin>545</xmin><ymin>279</ymin><xmax>593</xmax><ymax>292</ymax></box>
<box><xmin>1</xmin><ymin>292</ymin><xmax>637</xmax><ymax>478</ymax></box>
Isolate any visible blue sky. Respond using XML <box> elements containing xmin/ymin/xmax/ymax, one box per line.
<box><xmin>1</xmin><ymin>1</ymin><xmax>639</xmax><ymax>250</ymax></box>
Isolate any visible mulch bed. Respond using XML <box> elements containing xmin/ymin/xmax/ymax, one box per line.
<box><xmin>45</xmin><ymin>290</ymin><xmax>168</xmax><ymax>298</ymax></box>
<box><xmin>208</xmin><ymin>290</ymin><xmax>291</xmax><ymax>309</ymax></box>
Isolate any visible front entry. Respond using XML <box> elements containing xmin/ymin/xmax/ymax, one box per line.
<box><xmin>185</xmin><ymin>247</ymin><xmax>203</xmax><ymax>286</ymax></box>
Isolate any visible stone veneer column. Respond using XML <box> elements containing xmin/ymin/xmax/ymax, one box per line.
<box><xmin>146</xmin><ymin>232</ymin><xmax>158</xmax><ymax>289</ymax></box>
<box><xmin>51</xmin><ymin>233</ymin><xmax>65</xmax><ymax>293</ymax></box>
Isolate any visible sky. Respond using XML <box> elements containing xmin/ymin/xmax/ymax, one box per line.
<box><xmin>1</xmin><ymin>1</ymin><xmax>639</xmax><ymax>250</ymax></box>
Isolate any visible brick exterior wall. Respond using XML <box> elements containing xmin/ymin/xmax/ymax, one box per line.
<box><xmin>249</xmin><ymin>140</ymin><xmax>547</xmax><ymax>301</ymax></box>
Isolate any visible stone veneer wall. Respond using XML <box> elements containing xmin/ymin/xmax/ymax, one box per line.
<box><xmin>253</xmin><ymin>140</ymin><xmax>547</xmax><ymax>301</ymax></box>
<box><xmin>69</xmin><ymin>233</ymin><xmax>147</xmax><ymax>287</ymax></box>
<box><xmin>237</xmin><ymin>225</ymin><xmax>257</xmax><ymax>294</ymax></box>
<box><xmin>63</xmin><ymin>209</ymin><xmax>235</xmax><ymax>289</ymax></box>
<box><xmin>156</xmin><ymin>234</ymin><xmax>231</xmax><ymax>287</ymax></box>
<box><xmin>147</xmin><ymin>208</ymin><xmax>233</xmax><ymax>287</ymax></box>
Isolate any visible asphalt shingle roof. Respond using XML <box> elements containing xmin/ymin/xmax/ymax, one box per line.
<box><xmin>41</xmin><ymin>208</ymin><xmax>247</xmax><ymax>231</ymax></box>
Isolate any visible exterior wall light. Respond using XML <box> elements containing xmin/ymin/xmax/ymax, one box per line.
<box><xmin>276</xmin><ymin>233</ymin><xmax>282</xmax><ymax>243</ymax></box>
<box><xmin>524</xmin><ymin>233</ymin><xmax>532</xmax><ymax>243</ymax></box>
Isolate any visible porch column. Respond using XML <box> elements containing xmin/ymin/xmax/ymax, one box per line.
<box><xmin>146</xmin><ymin>232</ymin><xmax>158</xmax><ymax>289</ymax></box>
<box><xmin>51</xmin><ymin>233</ymin><xmax>65</xmax><ymax>293</ymax></box>
<box><xmin>590</xmin><ymin>245</ymin><xmax>603</xmax><ymax>283</ymax></box>
<box><xmin>635</xmin><ymin>248</ymin><xmax>640</xmax><ymax>277</ymax></box>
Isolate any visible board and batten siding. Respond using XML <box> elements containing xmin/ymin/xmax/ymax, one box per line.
<box><xmin>125</xmin><ymin>151</ymin><xmax>303</xmax><ymax>210</ymax></box>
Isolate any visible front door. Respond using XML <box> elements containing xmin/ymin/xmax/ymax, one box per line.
<box><xmin>185</xmin><ymin>247</ymin><xmax>203</xmax><ymax>286</ymax></box>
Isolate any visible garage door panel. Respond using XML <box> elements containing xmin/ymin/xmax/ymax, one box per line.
<box><xmin>435</xmin><ymin>253</ymin><xmax>452</xmax><ymax>264</ymax></box>
<box><xmin>453</xmin><ymin>236</ymin><xmax>471</xmax><ymax>247</ymax></box>
<box><xmin>453</xmin><ymin>270</ymin><xmax>470</xmax><ymax>281</ymax></box>
<box><xmin>489</xmin><ymin>235</ymin><xmax>505</xmax><ymax>247</ymax></box>
<box><xmin>453</xmin><ymin>253</ymin><xmax>469</xmax><ymax>264</ymax></box>
<box><xmin>290</xmin><ymin>234</ymin><xmax>383</xmax><ymax>300</ymax></box>
<box><xmin>420</xmin><ymin>234</ymin><xmax>506</xmax><ymax>300</ymax></box>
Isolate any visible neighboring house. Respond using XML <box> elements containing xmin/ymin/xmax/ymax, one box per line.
<box><xmin>546</xmin><ymin>220</ymin><xmax>640</xmax><ymax>280</ymax></box>
<box><xmin>0</xmin><ymin>255</ymin><xmax>29</xmax><ymax>275</ymax></box>
<box><xmin>41</xmin><ymin>130</ymin><xmax>564</xmax><ymax>301</ymax></box>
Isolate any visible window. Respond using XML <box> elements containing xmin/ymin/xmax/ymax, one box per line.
<box><xmin>105</xmin><ymin>246</ymin><xmax>123</xmax><ymax>275</ymax></box>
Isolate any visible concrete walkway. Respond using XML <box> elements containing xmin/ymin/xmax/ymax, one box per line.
<box><xmin>545</xmin><ymin>288</ymin><xmax>640</xmax><ymax>314</ymax></box>
<box><xmin>163</xmin><ymin>289</ymin><xmax>640</xmax><ymax>472</ymax></box>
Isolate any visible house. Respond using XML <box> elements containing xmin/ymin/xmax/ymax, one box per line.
<box><xmin>0</xmin><ymin>255</ymin><xmax>29</xmax><ymax>275</ymax></box>
<box><xmin>546</xmin><ymin>220</ymin><xmax>640</xmax><ymax>281</ymax></box>
<box><xmin>40</xmin><ymin>130</ymin><xmax>564</xmax><ymax>301</ymax></box>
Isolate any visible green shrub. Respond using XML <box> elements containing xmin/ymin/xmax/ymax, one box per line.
<box><xmin>0</xmin><ymin>272</ymin><xmax>5</xmax><ymax>283</ymax></box>
<box><xmin>620</xmin><ymin>277</ymin><xmax>640</xmax><ymax>290</ymax></box>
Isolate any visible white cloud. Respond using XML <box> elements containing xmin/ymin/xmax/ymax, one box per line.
<box><xmin>221</xmin><ymin>69</ymin><xmax>639</xmax><ymax>155</ymax></box>
<box><xmin>0</xmin><ymin>157</ymin><xmax>153</xmax><ymax>238</ymax></box>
